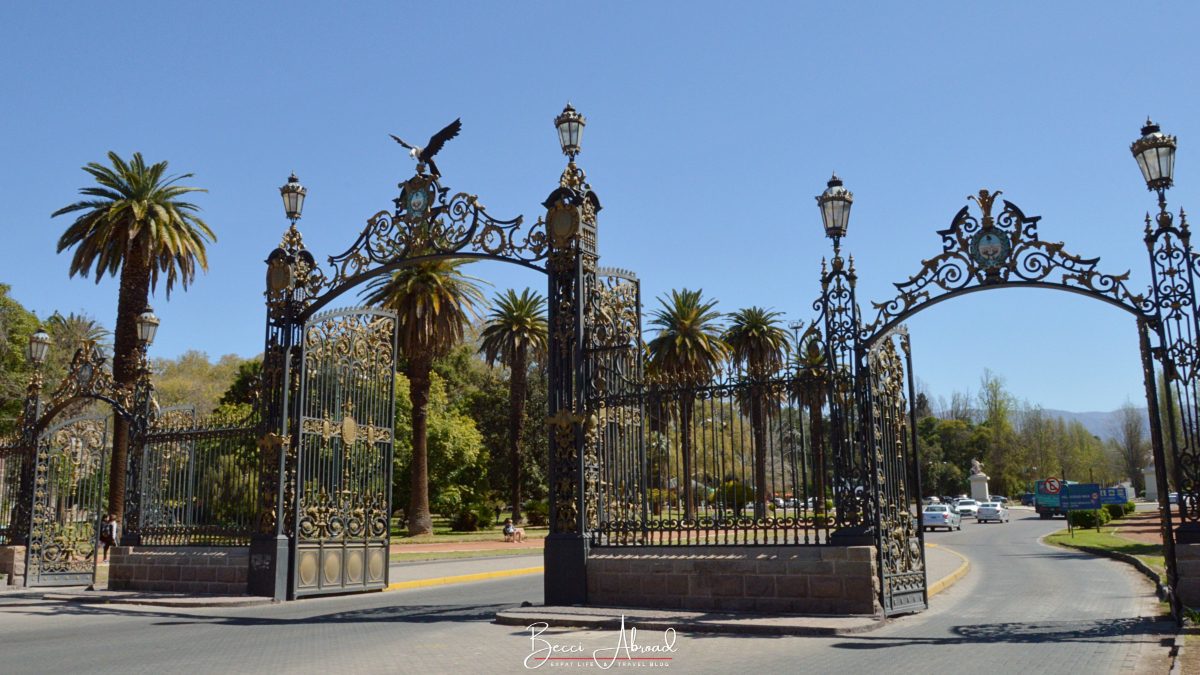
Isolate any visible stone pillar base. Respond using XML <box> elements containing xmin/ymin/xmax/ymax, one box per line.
<box><xmin>1177</xmin><ymin>542</ymin><xmax>1200</xmax><ymax>608</ymax></box>
<box><xmin>110</xmin><ymin>546</ymin><xmax>249</xmax><ymax>595</ymax></box>
<box><xmin>0</xmin><ymin>545</ymin><xmax>26</xmax><ymax>587</ymax></box>
<box><xmin>587</xmin><ymin>545</ymin><xmax>880</xmax><ymax>616</ymax></box>
<box><xmin>969</xmin><ymin>473</ymin><xmax>990</xmax><ymax>502</ymax></box>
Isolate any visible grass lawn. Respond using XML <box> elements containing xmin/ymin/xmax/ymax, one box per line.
<box><xmin>1044</xmin><ymin>525</ymin><xmax>1166</xmax><ymax>581</ymax></box>
<box><xmin>389</xmin><ymin>548</ymin><xmax>542</xmax><ymax>563</ymax></box>
<box><xmin>390</xmin><ymin>515</ymin><xmax>549</xmax><ymax>544</ymax></box>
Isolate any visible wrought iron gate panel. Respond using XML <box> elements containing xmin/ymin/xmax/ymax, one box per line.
<box><xmin>862</xmin><ymin>331</ymin><xmax>926</xmax><ymax>616</ymax></box>
<box><xmin>26</xmin><ymin>414</ymin><xmax>110</xmax><ymax>587</ymax></box>
<box><xmin>0</xmin><ymin>437</ymin><xmax>27</xmax><ymax>545</ymax></box>
<box><xmin>292</xmin><ymin>307</ymin><xmax>396</xmax><ymax>598</ymax></box>
<box><xmin>584</xmin><ymin>269</ymin><xmax>645</xmax><ymax>545</ymax></box>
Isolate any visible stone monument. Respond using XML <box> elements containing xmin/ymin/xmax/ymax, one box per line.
<box><xmin>1143</xmin><ymin>464</ymin><xmax>1158</xmax><ymax>501</ymax></box>
<box><xmin>969</xmin><ymin>458</ymin><xmax>990</xmax><ymax>501</ymax></box>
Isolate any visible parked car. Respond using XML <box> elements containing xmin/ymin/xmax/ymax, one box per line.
<box><xmin>1019</xmin><ymin>492</ymin><xmax>1035</xmax><ymax>506</ymax></box>
<box><xmin>922</xmin><ymin>496</ymin><xmax>941</xmax><ymax>505</ymax></box>
<box><xmin>955</xmin><ymin>499</ymin><xmax>979</xmax><ymax>517</ymax></box>
<box><xmin>990</xmin><ymin>495</ymin><xmax>1009</xmax><ymax>505</ymax></box>
<box><xmin>976</xmin><ymin>501</ymin><xmax>1010</xmax><ymax>523</ymax></box>
<box><xmin>922</xmin><ymin>504</ymin><xmax>962</xmax><ymax>531</ymax></box>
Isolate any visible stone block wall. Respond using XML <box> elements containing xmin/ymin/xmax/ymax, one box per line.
<box><xmin>0</xmin><ymin>545</ymin><xmax>26</xmax><ymax>586</ymax></box>
<box><xmin>587</xmin><ymin>545</ymin><xmax>880</xmax><ymax>616</ymax></box>
<box><xmin>109</xmin><ymin>546</ymin><xmax>249</xmax><ymax>595</ymax></box>
<box><xmin>1177</xmin><ymin>542</ymin><xmax>1200</xmax><ymax>607</ymax></box>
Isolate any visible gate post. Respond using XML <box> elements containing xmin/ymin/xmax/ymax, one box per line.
<box><xmin>249</xmin><ymin>222</ymin><xmax>310</xmax><ymax>600</ymax></box>
<box><xmin>543</xmin><ymin>147</ymin><xmax>601</xmax><ymax>605</ymax></box>
<box><xmin>12</xmin><ymin>361</ymin><xmax>45</xmax><ymax>548</ymax></box>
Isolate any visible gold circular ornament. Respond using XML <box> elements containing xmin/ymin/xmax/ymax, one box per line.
<box><xmin>341</xmin><ymin>414</ymin><xmax>358</xmax><ymax>445</ymax></box>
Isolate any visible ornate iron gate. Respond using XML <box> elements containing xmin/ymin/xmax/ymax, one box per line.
<box><xmin>861</xmin><ymin>330</ymin><xmax>926</xmax><ymax>616</ymax></box>
<box><xmin>26</xmin><ymin>413</ymin><xmax>111</xmax><ymax>587</ymax></box>
<box><xmin>291</xmin><ymin>307</ymin><xmax>396</xmax><ymax>598</ymax></box>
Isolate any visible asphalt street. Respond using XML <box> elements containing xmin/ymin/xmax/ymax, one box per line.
<box><xmin>0</xmin><ymin>512</ymin><xmax>1172</xmax><ymax>674</ymax></box>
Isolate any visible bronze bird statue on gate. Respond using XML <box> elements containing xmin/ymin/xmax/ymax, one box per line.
<box><xmin>390</xmin><ymin>118</ymin><xmax>462</xmax><ymax>178</ymax></box>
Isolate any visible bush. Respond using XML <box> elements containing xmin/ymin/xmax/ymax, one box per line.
<box><xmin>1104</xmin><ymin>503</ymin><xmax>1125</xmax><ymax>521</ymax></box>
<box><xmin>447</xmin><ymin>491</ymin><xmax>496</xmax><ymax>532</ymax></box>
<box><xmin>1068</xmin><ymin>508</ymin><xmax>1111</xmax><ymax>529</ymax></box>
<box><xmin>525</xmin><ymin>499</ymin><xmax>549</xmax><ymax>526</ymax></box>
<box><xmin>1123</xmin><ymin>501</ymin><xmax>1136</xmax><ymax>515</ymax></box>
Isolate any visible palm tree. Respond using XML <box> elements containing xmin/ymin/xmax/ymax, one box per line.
<box><xmin>646</xmin><ymin>289</ymin><xmax>728</xmax><ymax>520</ymax></box>
<box><xmin>723</xmin><ymin>307</ymin><xmax>790</xmax><ymax>519</ymax></box>
<box><xmin>795</xmin><ymin>325</ymin><xmax>830</xmax><ymax>518</ymax></box>
<box><xmin>364</xmin><ymin>259</ymin><xmax>485</xmax><ymax>536</ymax></box>
<box><xmin>53</xmin><ymin>151</ymin><xmax>214</xmax><ymax>521</ymax></box>
<box><xmin>479</xmin><ymin>288</ymin><xmax>547</xmax><ymax>525</ymax></box>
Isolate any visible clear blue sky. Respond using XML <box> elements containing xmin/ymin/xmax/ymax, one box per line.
<box><xmin>2</xmin><ymin>2</ymin><xmax>1197</xmax><ymax>413</ymax></box>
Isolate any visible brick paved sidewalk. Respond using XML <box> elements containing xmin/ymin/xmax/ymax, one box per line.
<box><xmin>1114</xmin><ymin>509</ymin><xmax>1166</xmax><ymax>545</ymax></box>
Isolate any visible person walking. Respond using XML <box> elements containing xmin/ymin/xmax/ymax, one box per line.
<box><xmin>99</xmin><ymin>513</ymin><xmax>119</xmax><ymax>563</ymax></box>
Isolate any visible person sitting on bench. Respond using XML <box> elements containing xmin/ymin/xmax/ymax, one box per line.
<box><xmin>503</xmin><ymin>518</ymin><xmax>526</xmax><ymax>542</ymax></box>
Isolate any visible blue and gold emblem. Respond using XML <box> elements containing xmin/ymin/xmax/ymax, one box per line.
<box><xmin>969</xmin><ymin>230</ymin><xmax>1011</xmax><ymax>269</ymax></box>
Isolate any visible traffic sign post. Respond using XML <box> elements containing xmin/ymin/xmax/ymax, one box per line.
<box><xmin>1100</xmin><ymin>487</ymin><xmax>1128</xmax><ymax>505</ymax></box>
<box><xmin>1062</xmin><ymin>483</ymin><xmax>1102</xmax><ymax>534</ymax></box>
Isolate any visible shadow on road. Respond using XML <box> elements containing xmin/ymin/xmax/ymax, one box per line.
<box><xmin>829</xmin><ymin>616</ymin><xmax>1171</xmax><ymax>650</ymax></box>
<box><xmin>0</xmin><ymin>600</ymin><xmax>517</xmax><ymax>628</ymax></box>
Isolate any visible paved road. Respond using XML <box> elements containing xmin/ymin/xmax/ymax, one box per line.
<box><xmin>0</xmin><ymin>512</ymin><xmax>1171</xmax><ymax>673</ymax></box>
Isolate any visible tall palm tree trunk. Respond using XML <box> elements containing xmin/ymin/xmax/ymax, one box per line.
<box><xmin>809</xmin><ymin>399</ymin><xmax>826</xmax><ymax>517</ymax></box>
<box><xmin>752</xmin><ymin>389</ymin><xmax>768</xmax><ymax>520</ymax></box>
<box><xmin>109</xmin><ymin>243</ymin><xmax>150</xmax><ymax>523</ymax></box>
<box><xmin>680</xmin><ymin>398</ymin><xmax>695</xmax><ymax>520</ymax></box>
<box><xmin>407</xmin><ymin>356</ymin><xmax>434</xmax><ymax>536</ymax></box>
<box><xmin>509</xmin><ymin>351</ymin><xmax>528</xmax><ymax>524</ymax></box>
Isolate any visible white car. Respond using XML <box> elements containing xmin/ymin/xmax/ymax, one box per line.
<box><xmin>955</xmin><ymin>499</ymin><xmax>979</xmax><ymax>517</ymax></box>
<box><xmin>975</xmin><ymin>501</ymin><xmax>1010</xmax><ymax>523</ymax></box>
<box><xmin>922</xmin><ymin>505</ymin><xmax>962</xmax><ymax>531</ymax></box>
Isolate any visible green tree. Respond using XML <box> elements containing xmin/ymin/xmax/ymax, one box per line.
<box><xmin>219</xmin><ymin>358</ymin><xmax>263</xmax><ymax>407</ymax></box>
<box><xmin>646</xmin><ymin>289</ymin><xmax>728</xmax><ymax>520</ymax></box>
<box><xmin>153</xmin><ymin>351</ymin><xmax>245</xmax><ymax>414</ymax></box>
<box><xmin>0</xmin><ymin>285</ymin><xmax>39</xmax><ymax>434</ymax></box>
<box><xmin>723</xmin><ymin>306</ymin><xmax>789</xmax><ymax>519</ymax></box>
<box><xmin>391</xmin><ymin>371</ymin><xmax>486</xmax><ymax>523</ymax></box>
<box><xmin>479</xmin><ymin>289</ymin><xmax>547</xmax><ymax>525</ymax></box>
<box><xmin>52</xmin><ymin>151</ymin><xmax>215</xmax><ymax>520</ymax></box>
<box><xmin>364</xmin><ymin>259</ymin><xmax>485</xmax><ymax>535</ymax></box>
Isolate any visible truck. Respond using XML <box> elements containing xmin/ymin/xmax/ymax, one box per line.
<box><xmin>1034</xmin><ymin>479</ymin><xmax>1077</xmax><ymax>519</ymax></box>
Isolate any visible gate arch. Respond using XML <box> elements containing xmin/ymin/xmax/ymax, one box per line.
<box><xmin>253</xmin><ymin>154</ymin><xmax>603</xmax><ymax>600</ymax></box>
<box><xmin>817</xmin><ymin>187</ymin><xmax>1198</xmax><ymax>619</ymax></box>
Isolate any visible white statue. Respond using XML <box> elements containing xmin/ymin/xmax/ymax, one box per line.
<box><xmin>970</xmin><ymin>459</ymin><xmax>983</xmax><ymax>476</ymax></box>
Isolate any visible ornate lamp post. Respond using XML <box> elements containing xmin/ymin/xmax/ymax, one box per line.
<box><xmin>816</xmin><ymin>172</ymin><xmax>854</xmax><ymax>251</ymax></box>
<box><xmin>26</xmin><ymin>328</ymin><xmax>50</xmax><ymax>368</ymax></box>
<box><xmin>280</xmin><ymin>173</ymin><xmax>307</xmax><ymax>223</ymax></box>
<box><xmin>555</xmin><ymin>103</ymin><xmax>586</xmax><ymax>161</ymax></box>
<box><xmin>1131</xmin><ymin>119</ymin><xmax>1176</xmax><ymax>212</ymax></box>
<box><xmin>544</xmin><ymin>103</ymin><xmax>601</xmax><ymax>606</ymax></box>
<box><xmin>136</xmin><ymin>308</ymin><xmax>160</xmax><ymax>347</ymax></box>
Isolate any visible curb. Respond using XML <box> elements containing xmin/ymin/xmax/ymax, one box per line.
<box><xmin>494</xmin><ymin>608</ymin><xmax>884</xmax><ymax>637</ymax></box>
<box><xmin>386</xmin><ymin>566</ymin><xmax>543</xmax><ymax>592</ymax></box>
<box><xmin>42</xmin><ymin>592</ymin><xmax>273</xmax><ymax>608</ymax></box>
<box><xmin>926</xmin><ymin>543</ymin><xmax>970</xmax><ymax>598</ymax></box>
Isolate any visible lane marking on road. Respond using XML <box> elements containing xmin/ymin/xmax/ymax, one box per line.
<box><xmin>385</xmin><ymin>566</ymin><xmax>544</xmax><ymax>592</ymax></box>
<box><xmin>925</xmin><ymin>543</ymin><xmax>970</xmax><ymax>598</ymax></box>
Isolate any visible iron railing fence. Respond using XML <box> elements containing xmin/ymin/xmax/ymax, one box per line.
<box><xmin>138</xmin><ymin>408</ymin><xmax>262</xmax><ymax>547</ymax></box>
<box><xmin>0</xmin><ymin>437</ymin><xmax>25</xmax><ymax>545</ymax></box>
<box><xmin>587</xmin><ymin>362</ymin><xmax>835</xmax><ymax>547</ymax></box>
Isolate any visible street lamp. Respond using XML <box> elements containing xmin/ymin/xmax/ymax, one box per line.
<box><xmin>1131</xmin><ymin>119</ymin><xmax>1176</xmax><ymax>209</ymax></box>
<box><xmin>279</xmin><ymin>173</ymin><xmax>307</xmax><ymax>223</ymax></box>
<box><xmin>554</xmin><ymin>103</ymin><xmax>586</xmax><ymax>160</ymax></box>
<box><xmin>136</xmin><ymin>307</ymin><xmax>160</xmax><ymax>347</ymax></box>
<box><xmin>816</xmin><ymin>172</ymin><xmax>853</xmax><ymax>243</ymax></box>
<box><xmin>26</xmin><ymin>328</ymin><xmax>50</xmax><ymax>366</ymax></box>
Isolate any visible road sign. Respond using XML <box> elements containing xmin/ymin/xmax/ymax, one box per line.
<box><xmin>1100</xmin><ymin>487</ymin><xmax>1128</xmax><ymax>505</ymax></box>
<box><xmin>1044</xmin><ymin>477</ymin><xmax>1062</xmax><ymax>494</ymax></box>
<box><xmin>1062</xmin><ymin>483</ymin><xmax>1101</xmax><ymax>510</ymax></box>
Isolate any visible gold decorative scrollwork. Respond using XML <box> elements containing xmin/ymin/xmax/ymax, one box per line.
<box><xmin>862</xmin><ymin>189</ymin><xmax>1153</xmax><ymax>342</ymax></box>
